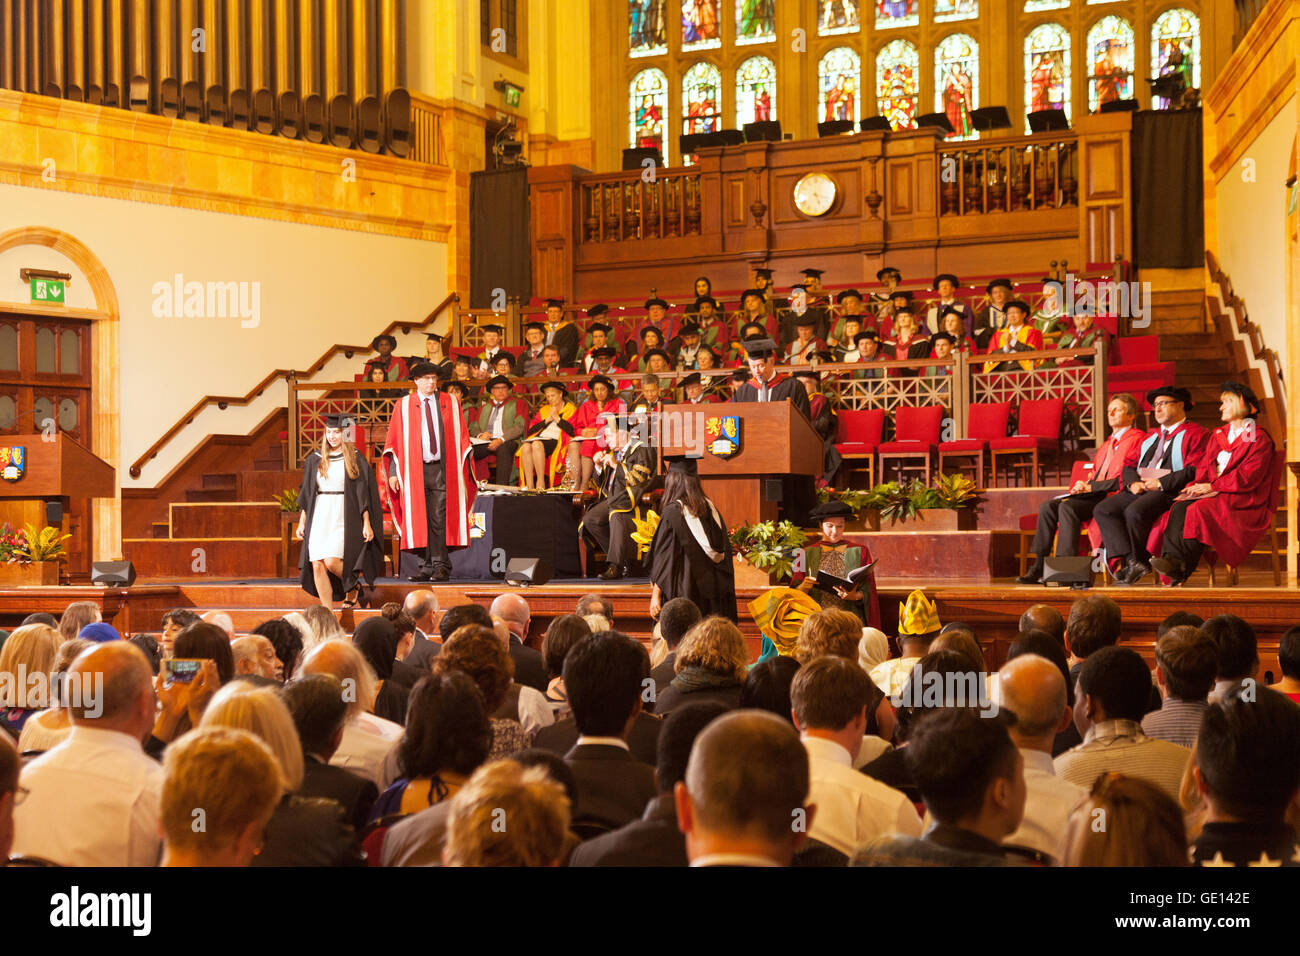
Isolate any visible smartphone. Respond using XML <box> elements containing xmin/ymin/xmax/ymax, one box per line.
<box><xmin>163</xmin><ymin>658</ymin><xmax>204</xmax><ymax>687</ymax></box>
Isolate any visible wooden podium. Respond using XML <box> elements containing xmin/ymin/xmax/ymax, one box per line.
<box><xmin>659</xmin><ymin>402</ymin><xmax>822</xmax><ymax>528</ymax></box>
<box><xmin>0</xmin><ymin>435</ymin><xmax>116</xmax><ymax>579</ymax></box>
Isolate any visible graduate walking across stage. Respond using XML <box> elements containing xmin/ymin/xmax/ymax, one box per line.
<box><xmin>295</xmin><ymin>415</ymin><xmax>385</xmax><ymax>608</ymax></box>
<box><xmin>382</xmin><ymin>361</ymin><xmax>476</xmax><ymax>582</ymax></box>
<box><xmin>647</xmin><ymin>453</ymin><xmax>738</xmax><ymax>623</ymax></box>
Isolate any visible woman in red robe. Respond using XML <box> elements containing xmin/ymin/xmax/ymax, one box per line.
<box><xmin>1147</xmin><ymin>382</ymin><xmax>1279</xmax><ymax>586</ymax></box>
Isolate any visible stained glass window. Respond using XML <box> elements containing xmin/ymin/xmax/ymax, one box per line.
<box><xmin>1087</xmin><ymin>15</ymin><xmax>1134</xmax><ymax>113</ymax></box>
<box><xmin>736</xmin><ymin>55</ymin><xmax>777</xmax><ymax>125</ymax></box>
<box><xmin>736</xmin><ymin>0</ymin><xmax>775</xmax><ymax>45</ymax></box>
<box><xmin>935</xmin><ymin>34</ymin><xmax>979</xmax><ymax>140</ymax></box>
<box><xmin>876</xmin><ymin>0</ymin><xmax>919</xmax><ymax>30</ymax></box>
<box><xmin>630</xmin><ymin>68</ymin><xmax>669</xmax><ymax>158</ymax></box>
<box><xmin>682</xmin><ymin>61</ymin><xmax>723</xmax><ymax>135</ymax></box>
<box><xmin>1151</xmin><ymin>9</ymin><xmax>1200</xmax><ymax>107</ymax></box>
<box><xmin>629</xmin><ymin>0</ymin><xmax>667</xmax><ymax>57</ymax></box>
<box><xmin>877</xmin><ymin>39</ymin><xmax>919</xmax><ymax>130</ymax></box>
<box><xmin>818</xmin><ymin>0</ymin><xmax>860</xmax><ymax>35</ymax></box>
<box><xmin>682</xmin><ymin>0</ymin><xmax>721</xmax><ymax>51</ymax></box>
<box><xmin>1024</xmin><ymin>23</ymin><xmax>1071</xmax><ymax>129</ymax></box>
<box><xmin>1024</xmin><ymin>0</ymin><xmax>1068</xmax><ymax>9</ymax></box>
<box><xmin>818</xmin><ymin>47</ymin><xmax>861</xmax><ymax>123</ymax></box>
<box><xmin>934</xmin><ymin>0</ymin><xmax>977</xmax><ymax>24</ymax></box>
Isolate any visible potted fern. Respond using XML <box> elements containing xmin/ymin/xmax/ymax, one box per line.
<box><xmin>909</xmin><ymin>474</ymin><xmax>979</xmax><ymax>531</ymax></box>
<box><xmin>0</xmin><ymin>523</ymin><xmax>70</xmax><ymax>586</ymax></box>
<box><xmin>729</xmin><ymin>520</ymin><xmax>808</xmax><ymax>589</ymax></box>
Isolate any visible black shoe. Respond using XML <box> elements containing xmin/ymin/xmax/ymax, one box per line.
<box><xmin>407</xmin><ymin>571</ymin><xmax>434</xmax><ymax>582</ymax></box>
<box><xmin>598</xmin><ymin>565</ymin><xmax>624</xmax><ymax>581</ymax></box>
<box><xmin>1114</xmin><ymin>559</ymin><xmax>1151</xmax><ymax>586</ymax></box>
<box><xmin>1150</xmin><ymin>556</ymin><xmax>1185</xmax><ymax>586</ymax></box>
<box><xmin>1016</xmin><ymin>557</ymin><xmax>1045</xmax><ymax>585</ymax></box>
<box><xmin>430</xmin><ymin>567</ymin><xmax>450</xmax><ymax>583</ymax></box>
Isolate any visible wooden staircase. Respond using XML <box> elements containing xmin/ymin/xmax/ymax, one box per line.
<box><xmin>1146</xmin><ymin>287</ymin><xmax>1237</xmax><ymax>431</ymax></box>
<box><xmin>123</xmin><ymin>410</ymin><xmax>303</xmax><ymax>580</ymax></box>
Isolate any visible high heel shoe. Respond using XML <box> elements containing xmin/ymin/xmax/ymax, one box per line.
<box><xmin>341</xmin><ymin>585</ymin><xmax>363</xmax><ymax>609</ymax></box>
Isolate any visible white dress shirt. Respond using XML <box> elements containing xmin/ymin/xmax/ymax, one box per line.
<box><xmin>802</xmin><ymin>735</ymin><xmax>923</xmax><ymax>857</ymax></box>
<box><xmin>334</xmin><ymin>712</ymin><xmax>404</xmax><ymax>787</ymax></box>
<box><xmin>1004</xmin><ymin>747</ymin><xmax>1087</xmax><ymax>862</ymax></box>
<box><xmin>418</xmin><ymin>394</ymin><xmax>442</xmax><ymax>462</ymax></box>
<box><xmin>574</xmin><ymin>735</ymin><xmax>630</xmax><ymax>751</ymax></box>
<box><xmin>12</xmin><ymin>725</ymin><xmax>163</xmax><ymax>867</ymax></box>
<box><xmin>690</xmin><ymin>853</ymin><xmax>781</xmax><ymax>867</ymax></box>
<box><xmin>517</xmin><ymin>685</ymin><xmax>556</xmax><ymax>736</ymax></box>
<box><xmin>1216</xmin><ymin>422</ymin><xmax>1247</xmax><ymax>473</ymax></box>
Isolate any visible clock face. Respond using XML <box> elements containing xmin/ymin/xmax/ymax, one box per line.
<box><xmin>793</xmin><ymin>172</ymin><xmax>838</xmax><ymax>217</ymax></box>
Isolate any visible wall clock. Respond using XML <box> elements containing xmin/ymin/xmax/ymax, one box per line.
<box><xmin>793</xmin><ymin>171</ymin><xmax>838</xmax><ymax>217</ymax></box>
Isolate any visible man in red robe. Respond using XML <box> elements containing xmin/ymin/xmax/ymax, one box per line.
<box><xmin>383</xmin><ymin>362</ymin><xmax>476</xmax><ymax>582</ymax></box>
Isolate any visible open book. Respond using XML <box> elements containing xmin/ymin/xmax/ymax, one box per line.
<box><xmin>815</xmin><ymin>559</ymin><xmax>877</xmax><ymax>594</ymax></box>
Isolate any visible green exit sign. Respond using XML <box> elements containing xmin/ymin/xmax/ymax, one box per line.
<box><xmin>30</xmin><ymin>278</ymin><xmax>65</xmax><ymax>304</ymax></box>
<box><xmin>504</xmin><ymin>85</ymin><xmax>520</xmax><ymax>107</ymax></box>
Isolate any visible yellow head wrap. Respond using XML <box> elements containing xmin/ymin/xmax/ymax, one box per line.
<box><xmin>748</xmin><ymin>587</ymin><xmax>821</xmax><ymax>657</ymax></box>
<box><xmin>898</xmin><ymin>589</ymin><xmax>941</xmax><ymax>637</ymax></box>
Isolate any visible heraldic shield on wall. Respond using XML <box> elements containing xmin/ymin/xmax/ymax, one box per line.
<box><xmin>705</xmin><ymin>415</ymin><xmax>741</xmax><ymax>459</ymax></box>
<box><xmin>0</xmin><ymin>446</ymin><xmax>25</xmax><ymax>482</ymax></box>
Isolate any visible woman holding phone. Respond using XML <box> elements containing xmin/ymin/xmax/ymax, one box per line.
<box><xmin>295</xmin><ymin>415</ymin><xmax>384</xmax><ymax>608</ymax></box>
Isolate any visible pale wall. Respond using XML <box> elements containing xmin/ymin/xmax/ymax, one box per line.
<box><xmin>1214</xmin><ymin>95</ymin><xmax>1294</xmax><ymax>358</ymax></box>
<box><xmin>0</xmin><ymin>180</ymin><xmax>447</xmax><ymax>489</ymax></box>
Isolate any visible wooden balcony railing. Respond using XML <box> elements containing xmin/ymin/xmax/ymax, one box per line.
<box><xmin>580</xmin><ymin>170</ymin><xmax>704</xmax><ymax>243</ymax></box>
<box><xmin>939</xmin><ymin>134</ymin><xmax>1078</xmax><ymax>216</ymax></box>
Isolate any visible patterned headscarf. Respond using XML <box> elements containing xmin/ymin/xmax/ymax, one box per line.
<box><xmin>748</xmin><ymin>587</ymin><xmax>821</xmax><ymax>658</ymax></box>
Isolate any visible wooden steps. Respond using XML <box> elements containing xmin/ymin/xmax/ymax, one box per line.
<box><xmin>124</xmin><ymin>538</ymin><xmax>282</xmax><ymax>579</ymax></box>
<box><xmin>169</xmin><ymin>502</ymin><xmax>282</xmax><ymax>538</ymax></box>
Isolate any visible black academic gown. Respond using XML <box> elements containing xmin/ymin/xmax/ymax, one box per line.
<box><xmin>297</xmin><ymin>451</ymin><xmax>385</xmax><ymax>600</ymax></box>
<box><xmin>648</xmin><ymin>499</ymin><xmax>738</xmax><ymax>622</ymax></box>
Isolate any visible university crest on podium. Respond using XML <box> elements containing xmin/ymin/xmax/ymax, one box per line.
<box><xmin>704</xmin><ymin>416</ymin><xmax>741</xmax><ymax>459</ymax></box>
<box><xmin>0</xmin><ymin>446</ymin><xmax>24</xmax><ymax>482</ymax></box>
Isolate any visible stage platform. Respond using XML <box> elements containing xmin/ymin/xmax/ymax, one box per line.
<box><xmin>1</xmin><ymin>571</ymin><xmax>1293</xmax><ymax>676</ymax></box>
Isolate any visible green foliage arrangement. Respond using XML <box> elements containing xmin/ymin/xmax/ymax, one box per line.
<box><xmin>728</xmin><ymin>520</ymin><xmax>809</xmax><ymax>581</ymax></box>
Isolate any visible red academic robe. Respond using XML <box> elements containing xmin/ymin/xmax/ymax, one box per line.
<box><xmin>571</xmin><ymin>396</ymin><xmax>628</xmax><ymax>458</ymax></box>
<box><xmin>1083</xmin><ymin>426</ymin><xmax>1148</xmax><ymax>554</ymax></box>
<box><xmin>1145</xmin><ymin>424</ymin><xmax>1280</xmax><ymax>567</ymax></box>
<box><xmin>382</xmin><ymin>391</ymin><xmax>476</xmax><ymax>550</ymax></box>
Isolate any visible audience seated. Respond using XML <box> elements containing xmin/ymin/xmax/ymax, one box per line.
<box><xmin>378</xmin><ymin>603</ymin><xmax>428</xmax><ymax>692</ymax></box>
<box><xmin>648</xmin><ymin>597</ymin><xmax>702</xmax><ymax>701</ymax></box>
<box><xmin>540</xmin><ymin>614</ymin><xmax>591</xmax><ymax>718</ymax></box>
<box><xmin>870</xmin><ymin>589</ymin><xmax>940</xmax><ymax>697</ymax></box>
<box><xmin>16</xmin><ymin>638</ymin><xmax>90</xmax><ymax>756</ymax></box>
<box><xmin>0</xmin><ymin>731</ymin><xmax>16</xmax><ymax>862</ymax></box>
<box><xmin>559</xmin><ymin>631</ymin><xmax>657</xmax><ymax>833</ymax></box>
<box><xmin>159</xmin><ymin>727</ymin><xmax>284</xmax><ymax>867</ymax></box>
<box><xmin>1055</xmin><ymin>646</ymin><xmax>1191</xmax><ymax>801</ymax></box>
<box><xmin>1276</xmin><ymin>626</ymin><xmax>1300</xmax><ymax>703</ymax></box>
<box><xmin>199</xmin><ymin>682</ymin><xmax>364</xmax><ymax>866</ymax></box>
<box><xmin>1189</xmin><ymin>685</ymin><xmax>1300</xmax><ymax>866</ymax></box>
<box><xmin>442</xmin><ymin>759</ymin><xmax>571</xmax><ymax>867</ymax></box>
<box><xmin>994</xmin><ymin>654</ymin><xmax>1087</xmax><ymax>863</ymax></box>
<box><xmin>1142</xmin><ymin>625</ymin><xmax>1217</xmax><ymax>748</ymax></box>
<box><xmin>282</xmin><ymin>674</ymin><xmax>379</xmax><ymax>833</ymax></box>
<box><xmin>1019</xmin><ymin>603</ymin><xmax>1065</xmax><ymax>644</ymax></box>
<box><xmin>58</xmin><ymin>601</ymin><xmax>101</xmax><ymax>643</ymax></box>
<box><xmin>252</xmin><ymin>619</ymin><xmax>303</xmax><ymax>682</ymax></box>
<box><xmin>1060</xmin><ymin>773</ymin><xmax>1190</xmax><ymax>866</ymax></box>
<box><xmin>432</xmin><ymin>625</ymin><xmax>531</xmax><ymax>760</ymax></box>
<box><xmin>352</xmin><ymin>617</ymin><xmax>411</xmax><ymax>725</ymax></box>
<box><xmin>1005</xmin><ymin>629</ymin><xmax>1080</xmax><ymax>757</ymax></box>
<box><xmin>489</xmin><ymin>592</ymin><xmax>550</xmax><ymax>693</ymax></box>
<box><xmin>1200</xmin><ymin>614</ymin><xmax>1259</xmax><ymax>703</ymax></box>
<box><xmin>740</xmin><ymin>657</ymin><xmax>801</xmax><ymax>725</ymax></box>
<box><xmin>675</xmin><ymin>710</ymin><xmax>813</xmax><ymax>867</ymax></box>
<box><xmin>231</xmin><ymin>634</ymin><xmax>283</xmax><ymax>682</ymax></box>
<box><xmin>0</xmin><ymin>624</ymin><xmax>60</xmax><ymax>741</ymax></box>
<box><xmin>297</xmin><ymin>639</ymin><xmax>402</xmax><ymax>786</ymax></box>
<box><xmin>853</xmin><ymin>708</ymin><xmax>1025</xmax><ymax>867</ymax></box>
<box><xmin>12</xmin><ymin>642</ymin><xmax>163</xmax><ymax>866</ymax></box>
<box><xmin>402</xmin><ymin>590</ymin><xmax>442</xmax><ymax>670</ymax></box>
<box><xmin>654</xmin><ymin>617</ymin><xmax>748</xmax><ymax>717</ymax></box>
<box><xmin>792</xmin><ymin>657</ymin><xmax>922</xmax><ymax>858</ymax></box>
<box><xmin>568</xmin><ymin>702</ymin><xmax>727</xmax><ymax>867</ymax></box>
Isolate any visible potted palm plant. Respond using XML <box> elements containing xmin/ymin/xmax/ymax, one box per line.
<box><xmin>729</xmin><ymin>520</ymin><xmax>808</xmax><ymax>588</ymax></box>
<box><xmin>908</xmin><ymin>474</ymin><xmax>979</xmax><ymax>530</ymax></box>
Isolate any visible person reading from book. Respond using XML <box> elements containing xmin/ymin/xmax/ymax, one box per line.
<box><xmin>790</xmin><ymin>500</ymin><xmax>881</xmax><ymax>629</ymax></box>
<box><xmin>1148</xmin><ymin>383</ymin><xmax>1278</xmax><ymax>587</ymax></box>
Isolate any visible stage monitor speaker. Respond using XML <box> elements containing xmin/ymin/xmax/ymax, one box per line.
<box><xmin>743</xmin><ymin>120</ymin><xmax>782</xmax><ymax>142</ymax></box>
<box><xmin>1042</xmin><ymin>556</ymin><xmax>1094</xmax><ymax>589</ymax></box>
<box><xmin>623</xmin><ymin>146</ymin><xmax>662</xmax><ymax>170</ymax></box>
<box><xmin>505</xmin><ymin>557</ymin><xmax>553</xmax><ymax>587</ymax></box>
<box><xmin>763</xmin><ymin>478</ymin><xmax>784</xmax><ymax>501</ymax></box>
<box><xmin>859</xmin><ymin>116</ymin><xmax>892</xmax><ymax>132</ymax></box>
<box><xmin>91</xmin><ymin>561</ymin><xmax>137</xmax><ymax>588</ymax></box>
<box><xmin>1099</xmin><ymin>98</ymin><xmax>1139</xmax><ymax>113</ymax></box>
<box><xmin>817</xmin><ymin>119</ymin><xmax>856</xmax><ymax>137</ymax></box>
<box><xmin>45</xmin><ymin>499</ymin><xmax>63</xmax><ymax>524</ymax></box>
<box><xmin>1027</xmin><ymin>109</ymin><xmax>1069</xmax><ymax>133</ymax></box>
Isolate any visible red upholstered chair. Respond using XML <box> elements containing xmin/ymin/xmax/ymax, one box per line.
<box><xmin>834</xmin><ymin>408</ymin><xmax>886</xmax><ymax>488</ymax></box>
<box><xmin>938</xmin><ymin>401</ymin><xmax>1010</xmax><ymax>486</ymax></box>
<box><xmin>989</xmin><ymin>398</ymin><xmax>1064</xmax><ymax>486</ymax></box>
<box><xmin>1112</xmin><ymin>335</ymin><xmax>1159</xmax><ymax>365</ymax></box>
<box><xmin>877</xmin><ymin>405</ymin><xmax>944</xmax><ymax>485</ymax></box>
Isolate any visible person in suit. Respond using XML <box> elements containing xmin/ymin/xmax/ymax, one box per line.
<box><xmin>1148</xmin><ymin>382</ymin><xmax>1278</xmax><ymax>587</ymax></box>
<box><xmin>282</xmin><ymin>674</ymin><xmax>380</xmax><ymax>834</ymax></box>
<box><xmin>928</xmin><ymin>273</ymin><xmax>973</xmax><ymax>338</ymax></box>
<box><xmin>532</xmin><ymin>705</ymin><xmax>661</xmax><ymax>765</ymax></box>
<box><xmin>514</xmin><ymin>322</ymin><xmax>548</xmax><ymax>378</ymax></box>
<box><xmin>561</xmin><ymin>631</ymin><xmax>658</xmax><ymax>832</ymax></box>
<box><xmin>402</xmin><ymin>590</ymin><xmax>441</xmax><ymax>671</ymax></box>
<box><xmin>473</xmin><ymin>323</ymin><xmax>506</xmax><ymax>377</ymax></box>
<box><xmin>1093</xmin><ymin>386</ymin><xmax>1210</xmax><ymax>586</ymax></box>
<box><xmin>568</xmin><ymin>701</ymin><xmax>726</xmax><ymax>866</ymax></box>
<box><xmin>489</xmin><ymin>592</ymin><xmax>549</xmax><ymax>693</ymax></box>
<box><xmin>1019</xmin><ymin>393</ymin><xmax>1145</xmax><ymax>584</ymax></box>
<box><xmin>971</xmin><ymin>278</ymin><xmax>1011</xmax><ymax>349</ymax></box>
<box><xmin>472</xmin><ymin>375</ymin><xmax>528</xmax><ymax>486</ymax></box>
<box><xmin>648</xmin><ymin>598</ymin><xmax>702</xmax><ymax>701</ymax></box>
<box><xmin>543</xmin><ymin>299</ymin><xmax>581</xmax><ymax>368</ymax></box>
<box><xmin>675</xmin><ymin>710</ymin><xmax>814</xmax><ymax>866</ymax></box>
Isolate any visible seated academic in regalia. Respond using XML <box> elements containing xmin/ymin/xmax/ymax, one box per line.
<box><xmin>928</xmin><ymin>273</ymin><xmax>974</xmax><ymax>338</ymax></box>
<box><xmin>790</xmin><ymin>499</ymin><xmax>882</xmax><ymax>629</ymax></box>
<box><xmin>474</xmin><ymin>323</ymin><xmax>507</xmax><ymax>377</ymax></box>
<box><xmin>542</xmin><ymin>298</ymin><xmax>581</xmax><ymax>368</ymax></box>
<box><xmin>647</xmin><ymin>453</ymin><xmax>737</xmax><ymax>622</ymax></box>
<box><xmin>983</xmin><ymin>300</ymin><xmax>1044</xmax><ymax>373</ymax></box>
<box><xmin>364</xmin><ymin>334</ymin><xmax>409</xmax><ymax>383</ymax></box>
<box><xmin>729</xmin><ymin>338</ymin><xmax>810</xmax><ymax>414</ymax></box>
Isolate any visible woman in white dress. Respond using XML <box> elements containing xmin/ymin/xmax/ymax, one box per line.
<box><xmin>295</xmin><ymin>416</ymin><xmax>384</xmax><ymax>608</ymax></box>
